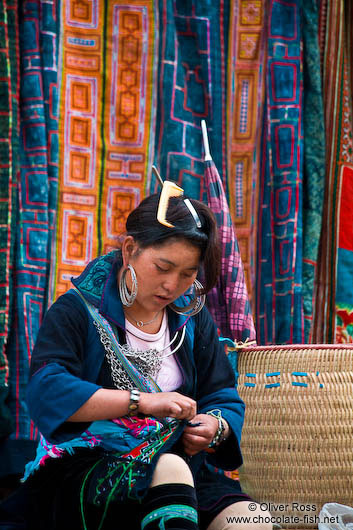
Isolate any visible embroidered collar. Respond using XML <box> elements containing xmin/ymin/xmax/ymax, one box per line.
<box><xmin>71</xmin><ymin>251</ymin><xmax>117</xmax><ymax>305</ymax></box>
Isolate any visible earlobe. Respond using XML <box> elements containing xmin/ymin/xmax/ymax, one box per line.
<box><xmin>121</xmin><ymin>236</ymin><xmax>138</xmax><ymax>267</ymax></box>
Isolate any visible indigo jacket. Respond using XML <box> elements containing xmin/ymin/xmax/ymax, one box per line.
<box><xmin>27</xmin><ymin>251</ymin><xmax>245</xmax><ymax>472</ymax></box>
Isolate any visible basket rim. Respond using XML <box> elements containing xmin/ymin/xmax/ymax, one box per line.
<box><xmin>237</xmin><ymin>343</ymin><xmax>353</xmax><ymax>352</ymax></box>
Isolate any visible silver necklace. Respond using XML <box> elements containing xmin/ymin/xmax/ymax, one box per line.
<box><xmin>94</xmin><ymin>319</ymin><xmax>186</xmax><ymax>387</ymax></box>
<box><xmin>120</xmin><ymin>327</ymin><xmax>186</xmax><ymax>379</ymax></box>
<box><xmin>125</xmin><ymin>310</ymin><xmax>161</xmax><ymax>328</ymax></box>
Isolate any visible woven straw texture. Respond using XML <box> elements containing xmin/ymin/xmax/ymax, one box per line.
<box><xmin>237</xmin><ymin>344</ymin><xmax>353</xmax><ymax>528</ymax></box>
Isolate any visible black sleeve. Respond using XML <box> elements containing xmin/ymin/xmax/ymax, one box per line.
<box><xmin>29</xmin><ymin>292</ymin><xmax>88</xmax><ymax>378</ymax></box>
<box><xmin>27</xmin><ymin>292</ymin><xmax>102</xmax><ymax>443</ymax></box>
<box><xmin>193</xmin><ymin>306</ymin><xmax>235</xmax><ymax>401</ymax></box>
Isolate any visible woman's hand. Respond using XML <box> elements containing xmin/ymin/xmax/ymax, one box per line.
<box><xmin>181</xmin><ymin>413</ymin><xmax>219</xmax><ymax>456</ymax></box>
<box><xmin>138</xmin><ymin>391</ymin><xmax>197</xmax><ymax>420</ymax></box>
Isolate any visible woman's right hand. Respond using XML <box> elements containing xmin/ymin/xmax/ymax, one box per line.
<box><xmin>138</xmin><ymin>391</ymin><xmax>197</xmax><ymax>420</ymax></box>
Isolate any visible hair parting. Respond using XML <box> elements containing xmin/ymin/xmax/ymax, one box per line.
<box><xmin>123</xmin><ymin>193</ymin><xmax>221</xmax><ymax>293</ymax></box>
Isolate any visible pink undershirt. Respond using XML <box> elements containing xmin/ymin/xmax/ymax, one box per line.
<box><xmin>125</xmin><ymin>310</ymin><xmax>183</xmax><ymax>391</ymax></box>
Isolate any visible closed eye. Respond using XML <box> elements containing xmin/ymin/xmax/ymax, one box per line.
<box><xmin>155</xmin><ymin>264</ymin><xmax>169</xmax><ymax>273</ymax></box>
<box><xmin>181</xmin><ymin>272</ymin><xmax>194</xmax><ymax>279</ymax></box>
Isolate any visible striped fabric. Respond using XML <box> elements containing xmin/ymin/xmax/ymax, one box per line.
<box><xmin>312</xmin><ymin>0</ymin><xmax>353</xmax><ymax>344</ymax></box>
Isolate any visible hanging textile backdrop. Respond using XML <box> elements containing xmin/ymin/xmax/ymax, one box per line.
<box><xmin>0</xmin><ymin>0</ymin><xmax>19</xmax><ymax>441</ymax></box>
<box><xmin>312</xmin><ymin>0</ymin><xmax>353</xmax><ymax>344</ymax></box>
<box><xmin>1</xmin><ymin>0</ymin><xmax>353</xmax><ymax>478</ymax></box>
<box><xmin>0</xmin><ymin>0</ymin><xmax>60</xmax><ymax>475</ymax></box>
<box><xmin>255</xmin><ymin>0</ymin><xmax>325</xmax><ymax>344</ymax></box>
<box><xmin>51</xmin><ymin>0</ymin><xmax>157</xmax><ymax>300</ymax></box>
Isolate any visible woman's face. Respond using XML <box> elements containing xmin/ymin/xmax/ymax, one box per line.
<box><xmin>122</xmin><ymin>237</ymin><xmax>201</xmax><ymax>314</ymax></box>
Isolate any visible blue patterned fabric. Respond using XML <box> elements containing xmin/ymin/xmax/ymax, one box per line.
<box><xmin>302</xmin><ymin>0</ymin><xmax>325</xmax><ymax>341</ymax></box>
<box><xmin>153</xmin><ymin>0</ymin><xmax>230</xmax><ymax>197</ymax></box>
<box><xmin>0</xmin><ymin>0</ymin><xmax>331</xmax><ymax>479</ymax></box>
<box><xmin>256</xmin><ymin>0</ymin><xmax>304</xmax><ymax>344</ymax></box>
<box><xmin>0</xmin><ymin>0</ymin><xmax>19</xmax><ymax>441</ymax></box>
<box><xmin>2</xmin><ymin>0</ymin><xmax>60</xmax><ymax>476</ymax></box>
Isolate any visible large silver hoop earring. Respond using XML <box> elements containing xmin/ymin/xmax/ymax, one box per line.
<box><xmin>119</xmin><ymin>264</ymin><xmax>138</xmax><ymax>307</ymax></box>
<box><xmin>168</xmin><ymin>279</ymin><xmax>205</xmax><ymax>317</ymax></box>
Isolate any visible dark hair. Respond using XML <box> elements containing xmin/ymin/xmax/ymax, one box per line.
<box><xmin>125</xmin><ymin>193</ymin><xmax>221</xmax><ymax>293</ymax></box>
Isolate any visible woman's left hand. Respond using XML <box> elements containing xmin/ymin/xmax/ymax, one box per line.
<box><xmin>181</xmin><ymin>413</ymin><xmax>219</xmax><ymax>456</ymax></box>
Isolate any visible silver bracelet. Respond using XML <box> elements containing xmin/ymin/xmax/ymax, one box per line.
<box><xmin>128</xmin><ymin>388</ymin><xmax>140</xmax><ymax>416</ymax></box>
<box><xmin>206</xmin><ymin>409</ymin><xmax>227</xmax><ymax>448</ymax></box>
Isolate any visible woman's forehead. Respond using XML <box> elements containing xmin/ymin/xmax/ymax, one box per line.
<box><xmin>142</xmin><ymin>239</ymin><xmax>201</xmax><ymax>264</ymax></box>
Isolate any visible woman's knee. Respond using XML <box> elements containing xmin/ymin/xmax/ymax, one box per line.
<box><xmin>206</xmin><ymin>501</ymin><xmax>272</xmax><ymax>530</ymax></box>
<box><xmin>150</xmin><ymin>453</ymin><xmax>194</xmax><ymax>487</ymax></box>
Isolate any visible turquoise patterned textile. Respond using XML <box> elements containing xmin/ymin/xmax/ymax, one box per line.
<box><xmin>2</xmin><ymin>0</ymin><xmax>60</xmax><ymax>475</ymax></box>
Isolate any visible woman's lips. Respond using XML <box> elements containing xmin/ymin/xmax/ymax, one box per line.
<box><xmin>155</xmin><ymin>295</ymin><xmax>171</xmax><ymax>302</ymax></box>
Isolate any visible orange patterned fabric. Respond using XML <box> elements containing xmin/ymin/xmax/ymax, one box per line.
<box><xmin>227</xmin><ymin>0</ymin><xmax>267</xmax><ymax>303</ymax></box>
<box><xmin>51</xmin><ymin>0</ymin><xmax>157</xmax><ymax>301</ymax></box>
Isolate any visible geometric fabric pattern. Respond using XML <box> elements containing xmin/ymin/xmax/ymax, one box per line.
<box><xmin>152</xmin><ymin>0</ymin><xmax>230</xmax><ymax>199</ymax></box>
<box><xmin>256</xmin><ymin>0</ymin><xmax>305</xmax><ymax>344</ymax></box>
<box><xmin>51</xmin><ymin>0</ymin><xmax>157</xmax><ymax>301</ymax></box>
<box><xmin>1</xmin><ymin>0</ymin><xmax>60</xmax><ymax>476</ymax></box>
<box><xmin>0</xmin><ymin>0</ymin><xmax>20</xmax><ymax>439</ymax></box>
<box><xmin>3</xmin><ymin>0</ymin><xmax>353</xmax><ymax>478</ymax></box>
<box><xmin>227</xmin><ymin>0</ymin><xmax>267</xmax><ymax>305</ymax></box>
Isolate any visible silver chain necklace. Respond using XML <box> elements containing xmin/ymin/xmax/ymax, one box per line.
<box><xmin>93</xmin><ymin>320</ymin><xmax>185</xmax><ymax>389</ymax></box>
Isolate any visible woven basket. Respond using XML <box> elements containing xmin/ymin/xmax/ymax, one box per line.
<box><xmin>236</xmin><ymin>344</ymin><xmax>353</xmax><ymax>528</ymax></box>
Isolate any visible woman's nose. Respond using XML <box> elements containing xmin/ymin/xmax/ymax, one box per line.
<box><xmin>162</xmin><ymin>273</ymin><xmax>179</xmax><ymax>293</ymax></box>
